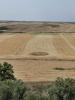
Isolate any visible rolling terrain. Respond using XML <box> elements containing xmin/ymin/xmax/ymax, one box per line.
<box><xmin>1</xmin><ymin>21</ymin><xmax>75</xmax><ymax>33</ymax></box>
<box><xmin>0</xmin><ymin>33</ymin><xmax>75</xmax><ymax>82</ymax></box>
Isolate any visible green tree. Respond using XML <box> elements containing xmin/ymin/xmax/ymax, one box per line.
<box><xmin>0</xmin><ymin>62</ymin><xmax>15</xmax><ymax>81</ymax></box>
<box><xmin>25</xmin><ymin>91</ymin><xmax>41</xmax><ymax>100</ymax></box>
<box><xmin>0</xmin><ymin>81</ymin><xmax>12</xmax><ymax>100</ymax></box>
<box><xmin>1</xmin><ymin>80</ymin><xmax>28</xmax><ymax>100</ymax></box>
<box><xmin>48</xmin><ymin>78</ymin><xmax>75</xmax><ymax>100</ymax></box>
<box><xmin>11</xmin><ymin>80</ymin><xmax>27</xmax><ymax>100</ymax></box>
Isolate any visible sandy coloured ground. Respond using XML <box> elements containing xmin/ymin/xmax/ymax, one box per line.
<box><xmin>0</xmin><ymin>33</ymin><xmax>75</xmax><ymax>82</ymax></box>
<box><xmin>0</xmin><ymin>59</ymin><xmax>75</xmax><ymax>82</ymax></box>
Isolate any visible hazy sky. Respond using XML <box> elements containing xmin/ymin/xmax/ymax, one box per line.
<box><xmin>0</xmin><ymin>0</ymin><xmax>75</xmax><ymax>21</ymax></box>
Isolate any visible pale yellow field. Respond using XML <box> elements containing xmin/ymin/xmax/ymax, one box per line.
<box><xmin>0</xmin><ymin>34</ymin><xmax>75</xmax><ymax>59</ymax></box>
<box><xmin>52</xmin><ymin>35</ymin><xmax>75</xmax><ymax>57</ymax></box>
<box><xmin>0</xmin><ymin>34</ymin><xmax>33</xmax><ymax>56</ymax></box>
<box><xmin>0</xmin><ymin>33</ymin><xmax>75</xmax><ymax>82</ymax></box>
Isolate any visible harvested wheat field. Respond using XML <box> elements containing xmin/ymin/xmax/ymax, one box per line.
<box><xmin>0</xmin><ymin>33</ymin><xmax>75</xmax><ymax>82</ymax></box>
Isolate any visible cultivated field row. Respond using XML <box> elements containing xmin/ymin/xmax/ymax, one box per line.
<box><xmin>0</xmin><ymin>59</ymin><xmax>75</xmax><ymax>82</ymax></box>
<box><xmin>0</xmin><ymin>34</ymin><xmax>75</xmax><ymax>60</ymax></box>
<box><xmin>0</xmin><ymin>33</ymin><xmax>75</xmax><ymax>81</ymax></box>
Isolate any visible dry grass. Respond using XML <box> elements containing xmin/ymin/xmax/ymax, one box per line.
<box><xmin>52</xmin><ymin>35</ymin><xmax>75</xmax><ymax>57</ymax></box>
<box><xmin>64</xmin><ymin>35</ymin><xmax>75</xmax><ymax>47</ymax></box>
<box><xmin>23</xmin><ymin>35</ymin><xmax>58</xmax><ymax>57</ymax></box>
<box><xmin>0</xmin><ymin>34</ymin><xmax>33</xmax><ymax>56</ymax></box>
<box><xmin>0</xmin><ymin>34</ymin><xmax>75</xmax><ymax>82</ymax></box>
<box><xmin>0</xmin><ymin>34</ymin><xmax>15</xmax><ymax>42</ymax></box>
<box><xmin>0</xmin><ymin>59</ymin><xmax>75</xmax><ymax>82</ymax></box>
<box><xmin>0</xmin><ymin>34</ymin><xmax>75</xmax><ymax>59</ymax></box>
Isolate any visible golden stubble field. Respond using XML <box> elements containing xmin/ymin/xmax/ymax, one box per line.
<box><xmin>0</xmin><ymin>33</ymin><xmax>75</xmax><ymax>82</ymax></box>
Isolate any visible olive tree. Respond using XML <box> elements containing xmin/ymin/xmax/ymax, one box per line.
<box><xmin>0</xmin><ymin>62</ymin><xmax>15</xmax><ymax>81</ymax></box>
<box><xmin>48</xmin><ymin>78</ymin><xmax>75</xmax><ymax>100</ymax></box>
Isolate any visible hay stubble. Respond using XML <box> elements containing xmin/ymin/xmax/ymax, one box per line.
<box><xmin>0</xmin><ymin>34</ymin><xmax>75</xmax><ymax>82</ymax></box>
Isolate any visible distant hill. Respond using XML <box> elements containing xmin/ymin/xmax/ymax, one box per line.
<box><xmin>0</xmin><ymin>21</ymin><xmax>75</xmax><ymax>33</ymax></box>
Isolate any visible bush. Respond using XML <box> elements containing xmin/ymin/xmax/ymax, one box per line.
<box><xmin>0</xmin><ymin>62</ymin><xmax>15</xmax><ymax>81</ymax></box>
<box><xmin>30</xmin><ymin>52</ymin><xmax>48</xmax><ymax>56</ymax></box>
<box><xmin>25</xmin><ymin>91</ymin><xmax>41</xmax><ymax>100</ymax></box>
<box><xmin>0</xmin><ymin>77</ymin><xmax>75</xmax><ymax>100</ymax></box>
<box><xmin>0</xmin><ymin>80</ymin><xmax>28</xmax><ymax>100</ymax></box>
<box><xmin>48</xmin><ymin>78</ymin><xmax>75</xmax><ymax>100</ymax></box>
<box><xmin>54</xmin><ymin>68</ymin><xmax>65</xmax><ymax>70</ymax></box>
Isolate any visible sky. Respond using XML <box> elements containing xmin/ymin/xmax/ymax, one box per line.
<box><xmin>0</xmin><ymin>0</ymin><xmax>75</xmax><ymax>22</ymax></box>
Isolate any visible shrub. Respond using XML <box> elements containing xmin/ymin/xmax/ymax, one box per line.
<box><xmin>0</xmin><ymin>62</ymin><xmax>15</xmax><ymax>81</ymax></box>
<box><xmin>48</xmin><ymin>78</ymin><xmax>75</xmax><ymax>100</ymax></box>
<box><xmin>25</xmin><ymin>91</ymin><xmax>41</xmax><ymax>100</ymax></box>
<box><xmin>0</xmin><ymin>80</ymin><xmax>28</xmax><ymax>100</ymax></box>
<box><xmin>30</xmin><ymin>52</ymin><xmax>48</xmax><ymax>56</ymax></box>
<box><xmin>7</xmin><ymin>80</ymin><xmax>28</xmax><ymax>100</ymax></box>
<box><xmin>54</xmin><ymin>67</ymin><xmax>75</xmax><ymax>71</ymax></box>
<box><xmin>54</xmin><ymin>68</ymin><xmax>65</xmax><ymax>70</ymax></box>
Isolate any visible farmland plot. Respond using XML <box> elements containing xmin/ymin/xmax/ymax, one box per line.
<box><xmin>0</xmin><ymin>34</ymin><xmax>75</xmax><ymax>81</ymax></box>
<box><xmin>0</xmin><ymin>34</ymin><xmax>33</xmax><ymax>56</ymax></box>
<box><xmin>23</xmin><ymin>35</ymin><xmax>58</xmax><ymax>57</ymax></box>
<box><xmin>63</xmin><ymin>34</ymin><xmax>75</xmax><ymax>47</ymax></box>
<box><xmin>0</xmin><ymin>59</ymin><xmax>75</xmax><ymax>82</ymax></box>
<box><xmin>0</xmin><ymin>34</ymin><xmax>15</xmax><ymax>42</ymax></box>
<box><xmin>0</xmin><ymin>34</ymin><xmax>75</xmax><ymax>59</ymax></box>
<box><xmin>52</xmin><ymin>35</ymin><xmax>75</xmax><ymax>58</ymax></box>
